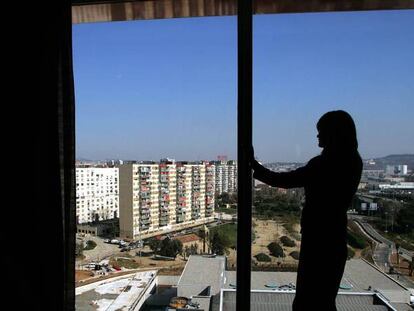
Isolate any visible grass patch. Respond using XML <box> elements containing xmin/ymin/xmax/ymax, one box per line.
<box><xmin>347</xmin><ymin>230</ymin><xmax>368</xmax><ymax>249</ymax></box>
<box><xmin>210</xmin><ymin>223</ymin><xmax>237</xmax><ymax>248</ymax></box>
<box><xmin>215</xmin><ymin>207</ymin><xmax>237</xmax><ymax>215</ymax></box>
<box><xmin>110</xmin><ymin>257</ymin><xmax>139</xmax><ymax>269</ymax></box>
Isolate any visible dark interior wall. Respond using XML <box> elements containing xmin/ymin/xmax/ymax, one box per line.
<box><xmin>3</xmin><ymin>1</ymin><xmax>413</xmax><ymax>311</ymax></box>
<box><xmin>4</xmin><ymin>1</ymin><xmax>75</xmax><ymax>310</ymax></box>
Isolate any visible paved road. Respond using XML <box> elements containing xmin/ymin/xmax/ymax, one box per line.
<box><xmin>350</xmin><ymin>215</ymin><xmax>413</xmax><ymax>261</ymax></box>
<box><xmin>350</xmin><ymin>216</ymin><xmax>392</xmax><ymax>272</ymax></box>
<box><xmin>76</xmin><ymin>235</ymin><xmax>121</xmax><ymax>265</ymax></box>
<box><xmin>349</xmin><ymin>215</ymin><xmax>414</xmax><ymax>288</ymax></box>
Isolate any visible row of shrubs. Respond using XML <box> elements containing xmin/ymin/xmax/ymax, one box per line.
<box><xmin>255</xmin><ymin>250</ymin><xmax>300</xmax><ymax>262</ymax></box>
<box><xmin>256</xmin><ymin>229</ymin><xmax>366</xmax><ymax>262</ymax></box>
<box><xmin>255</xmin><ymin>235</ymin><xmax>299</xmax><ymax>262</ymax></box>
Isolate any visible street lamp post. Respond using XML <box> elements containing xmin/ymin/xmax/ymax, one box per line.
<box><xmin>384</xmin><ymin>212</ymin><xmax>388</xmax><ymax>233</ymax></box>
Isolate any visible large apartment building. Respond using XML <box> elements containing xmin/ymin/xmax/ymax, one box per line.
<box><xmin>75</xmin><ymin>166</ymin><xmax>119</xmax><ymax>224</ymax></box>
<box><xmin>213</xmin><ymin>160</ymin><xmax>237</xmax><ymax>194</ymax></box>
<box><xmin>118</xmin><ymin>162</ymin><xmax>215</xmax><ymax>240</ymax></box>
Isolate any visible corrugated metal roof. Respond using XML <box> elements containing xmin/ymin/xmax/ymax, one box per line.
<box><xmin>221</xmin><ymin>291</ymin><xmax>390</xmax><ymax>311</ymax></box>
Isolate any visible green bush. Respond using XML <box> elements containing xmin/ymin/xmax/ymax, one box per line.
<box><xmin>347</xmin><ymin>230</ymin><xmax>367</xmax><ymax>249</ymax></box>
<box><xmin>291</xmin><ymin>232</ymin><xmax>302</xmax><ymax>241</ymax></box>
<box><xmin>267</xmin><ymin>242</ymin><xmax>285</xmax><ymax>258</ymax></box>
<box><xmin>255</xmin><ymin>253</ymin><xmax>271</xmax><ymax>262</ymax></box>
<box><xmin>159</xmin><ymin>238</ymin><xmax>183</xmax><ymax>258</ymax></box>
<box><xmin>289</xmin><ymin>251</ymin><xmax>300</xmax><ymax>260</ymax></box>
<box><xmin>280</xmin><ymin>236</ymin><xmax>296</xmax><ymax>247</ymax></box>
<box><xmin>84</xmin><ymin>240</ymin><xmax>97</xmax><ymax>250</ymax></box>
<box><xmin>347</xmin><ymin>247</ymin><xmax>355</xmax><ymax>260</ymax></box>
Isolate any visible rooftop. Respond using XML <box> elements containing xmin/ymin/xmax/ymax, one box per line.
<box><xmin>75</xmin><ymin>270</ymin><xmax>157</xmax><ymax>311</ymax></box>
<box><xmin>177</xmin><ymin>255</ymin><xmax>226</xmax><ymax>298</ymax></box>
<box><xmin>220</xmin><ymin>290</ymin><xmax>395</xmax><ymax>311</ymax></box>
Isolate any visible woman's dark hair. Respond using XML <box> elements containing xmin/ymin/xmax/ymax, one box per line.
<box><xmin>317</xmin><ymin>110</ymin><xmax>359</xmax><ymax>153</ymax></box>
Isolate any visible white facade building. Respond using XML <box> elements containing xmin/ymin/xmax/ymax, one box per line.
<box><xmin>386</xmin><ymin>164</ymin><xmax>408</xmax><ymax>176</ymax></box>
<box><xmin>76</xmin><ymin>167</ymin><xmax>119</xmax><ymax>224</ymax></box>
<box><xmin>214</xmin><ymin>160</ymin><xmax>237</xmax><ymax>195</ymax></box>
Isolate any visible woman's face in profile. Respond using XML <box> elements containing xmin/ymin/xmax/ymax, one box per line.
<box><xmin>317</xmin><ymin>130</ymin><xmax>326</xmax><ymax>148</ymax></box>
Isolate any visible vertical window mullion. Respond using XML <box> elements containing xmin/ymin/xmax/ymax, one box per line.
<box><xmin>237</xmin><ymin>0</ymin><xmax>253</xmax><ymax>311</ymax></box>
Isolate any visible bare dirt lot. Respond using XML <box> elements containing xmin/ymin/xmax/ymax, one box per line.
<box><xmin>226</xmin><ymin>218</ymin><xmax>302</xmax><ymax>269</ymax></box>
<box><xmin>390</xmin><ymin>253</ymin><xmax>414</xmax><ymax>282</ymax></box>
<box><xmin>252</xmin><ymin>218</ymin><xmax>301</xmax><ymax>263</ymax></box>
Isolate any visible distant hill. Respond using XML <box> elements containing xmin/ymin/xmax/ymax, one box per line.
<box><xmin>364</xmin><ymin>154</ymin><xmax>414</xmax><ymax>170</ymax></box>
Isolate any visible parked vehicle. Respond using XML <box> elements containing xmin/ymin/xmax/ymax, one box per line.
<box><xmin>111</xmin><ymin>239</ymin><xmax>119</xmax><ymax>244</ymax></box>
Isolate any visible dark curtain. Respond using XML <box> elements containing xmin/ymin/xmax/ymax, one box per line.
<box><xmin>5</xmin><ymin>1</ymin><xmax>75</xmax><ymax>310</ymax></box>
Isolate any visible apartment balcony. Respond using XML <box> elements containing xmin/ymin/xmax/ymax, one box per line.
<box><xmin>140</xmin><ymin>207</ymin><xmax>151</xmax><ymax>213</ymax></box>
<box><xmin>159</xmin><ymin>213</ymin><xmax>169</xmax><ymax>219</ymax></box>
<box><xmin>159</xmin><ymin>219</ymin><xmax>169</xmax><ymax>226</ymax></box>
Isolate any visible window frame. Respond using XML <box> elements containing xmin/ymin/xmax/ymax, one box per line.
<box><xmin>70</xmin><ymin>1</ymin><xmax>414</xmax><ymax>310</ymax></box>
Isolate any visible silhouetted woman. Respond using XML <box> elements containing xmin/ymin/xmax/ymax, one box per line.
<box><xmin>251</xmin><ymin>110</ymin><xmax>362</xmax><ymax>311</ymax></box>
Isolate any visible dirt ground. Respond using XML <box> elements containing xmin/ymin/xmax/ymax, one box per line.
<box><xmin>75</xmin><ymin>270</ymin><xmax>94</xmax><ymax>282</ymax></box>
<box><xmin>390</xmin><ymin>253</ymin><xmax>414</xmax><ymax>281</ymax></box>
<box><xmin>225</xmin><ymin>218</ymin><xmax>302</xmax><ymax>268</ymax></box>
<box><xmin>252</xmin><ymin>218</ymin><xmax>301</xmax><ymax>263</ymax></box>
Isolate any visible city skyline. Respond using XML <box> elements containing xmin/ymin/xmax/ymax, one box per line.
<box><xmin>73</xmin><ymin>10</ymin><xmax>414</xmax><ymax>162</ymax></box>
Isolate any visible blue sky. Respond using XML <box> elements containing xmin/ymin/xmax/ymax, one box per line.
<box><xmin>73</xmin><ymin>10</ymin><xmax>414</xmax><ymax>162</ymax></box>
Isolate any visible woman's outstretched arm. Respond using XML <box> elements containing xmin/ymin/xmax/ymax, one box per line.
<box><xmin>252</xmin><ymin>159</ymin><xmax>308</xmax><ymax>189</ymax></box>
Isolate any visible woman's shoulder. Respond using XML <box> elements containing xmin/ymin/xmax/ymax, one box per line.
<box><xmin>307</xmin><ymin>155</ymin><xmax>323</xmax><ymax>166</ymax></box>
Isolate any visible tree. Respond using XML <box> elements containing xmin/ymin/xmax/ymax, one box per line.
<box><xmin>255</xmin><ymin>253</ymin><xmax>271</xmax><ymax>262</ymax></box>
<box><xmin>148</xmin><ymin>238</ymin><xmax>162</xmax><ymax>255</ymax></box>
<box><xmin>190</xmin><ymin>243</ymin><xmax>198</xmax><ymax>255</ymax></box>
<box><xmin>183</xmin><ymin>246</ymin><xmax>190</xmax><ymax>260</ymax></box>
<box><xmin>198</xmin><ymin>227</ymin><xmax>209</xmax><ymax>253</ymax></box>
<box><xmin>280</xmin><ymin>236</ymin><xmax>296</xmax><ymax>247</ymax></box>
<box><xmin>210</xmin><ymin>232</ymin><xmax>227</xmax><ymax>255</ymax></box>
<box><xmin>267</xmin><ymin>242</ymin><xmax>285</xmax><ymax>258</ymax></box>
<box><xmin>158</xmin><ymin>238</ymin><xmax>183</xmax><ymax>258</ymax></box>
<box><xmin>395</xmin><ymin>204</ymin><xmax>414</xmax><ymax>234</ymax></box>
<box><xmin>75</xmin><ymin>242</ymin><xmax>83</xmax><ymax>257</ymax></box>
